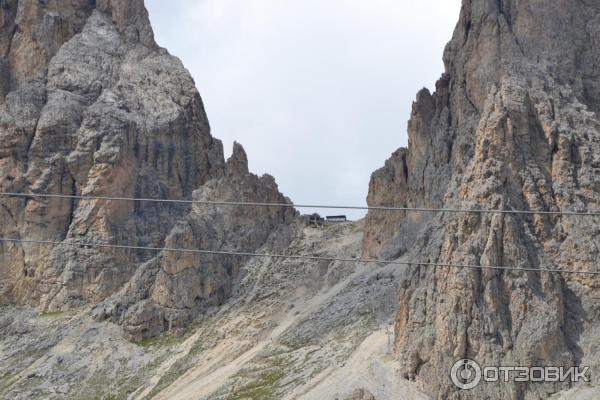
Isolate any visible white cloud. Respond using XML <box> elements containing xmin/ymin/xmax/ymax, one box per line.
<box><xmin>146</xmin><ymin>0</ymin><xmax>462</xmax><ymax>219</ymax></box>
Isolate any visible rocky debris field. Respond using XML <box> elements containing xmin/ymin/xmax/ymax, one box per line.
<box><xmin>0</xmin><ymin>221</ymin><xmax>426</xmax><ymax>400</ymax></box>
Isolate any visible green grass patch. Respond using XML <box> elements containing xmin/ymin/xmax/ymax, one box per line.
<box><xmin>228</xmin><ymin>369</ymin><xmax>285</xmax><ymax>400</ymax></box>
<box><xmin>39</xmin><ymin>311</ymin><xmax>66</xmax><ymax>318</ymax></box>
<box><xmin>134</xmin><ymin>332</ymin><xmax>180</xmax><ymax>348</ymax></box>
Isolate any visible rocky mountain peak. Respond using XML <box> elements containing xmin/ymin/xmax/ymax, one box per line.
<box><xmin>0</xmin><ymin>0</ymin><xmax>156</xmax><ymax>95</ymax></box>
<box><xmin>0</xmin><ymin>0</ymin><xmax>298</xmax><ymax>341</ymax></box>
<box><xmin>1</xmin><ymin>1</ymin><xmax>600</xmax><ymax>399</ymax></box>
<box><xmin>95</xmin><ymin>0</ymin><xmax>156</xmax><ymax>47</ymax></box>
<box><xmin>442</xmin><ymin>0</ymin><xmax>600</xmax><ymax>113</ymax></box>
<box><xmin>0</xmin><ymin>0</ymin><xmax>228</xmax><ymax>310</ymax></box>
<box><xmin>364</xmin><ymin>0</ymin><xmax>600</xmax><ymax>398</ymax></box>
<box><xmin>94</xmin><ymin>146</ymin><xmax>296</xmax><ymax>340</ymax></box>
<box><xmin>226</xmin><ymin>141</ymin><xmax>249</xmax><ymax>177</ymax></box>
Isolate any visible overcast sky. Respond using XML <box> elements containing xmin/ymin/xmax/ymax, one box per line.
<box><xmin>145</xmin><ymin>0</ymin><xmax>462</xmax><ymax>219</ymax></box>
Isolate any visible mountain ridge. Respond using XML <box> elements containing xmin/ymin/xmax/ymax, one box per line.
<box><xmin>0</xmin><ymin>1</ymin><xmax>599</xmax><ymax>399</ymax></box>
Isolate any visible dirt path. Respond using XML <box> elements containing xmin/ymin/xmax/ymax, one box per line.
<box><xmin>285</xmin><ymin>328</ymin><xmax>430</xmax><ymax>400</ymax></box>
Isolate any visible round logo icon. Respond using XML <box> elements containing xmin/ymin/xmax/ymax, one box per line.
<box><xmin>451</xmin><ymin>359</ymin><xmax>482</xmax><ymax>390</ymax></box>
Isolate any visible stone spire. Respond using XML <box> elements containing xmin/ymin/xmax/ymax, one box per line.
<box><xmin>225</xmin><ymin>141</ymin><xmax>249</xmax><ymax>177</ymax></box>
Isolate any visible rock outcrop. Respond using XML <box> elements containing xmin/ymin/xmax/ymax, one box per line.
<box><xmin>0</xmin><ymin>1</ymin><xmax>297</xmax><ymax>339</ymax></box>
<box><xmin>364</xmin><ymin>1</ymin><xmax>600</xmax><ymax>399</ymax></box>
<box><xmin>93</xmin><ymin>143</ymin><xmax>297</xmax><ymax>340</ymax></box>
<box><xmin>0</xmin><ymin>0</ymin><xmax>239</xmax><ymax>316</ymax></box>
<box><xmin>346</xmin><ymin>388</ymin><xmax>377</xmax><ymax>400</ymax></box>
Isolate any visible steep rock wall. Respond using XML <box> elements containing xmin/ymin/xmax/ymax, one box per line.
<box><xmin>93</xmin><ymin>143</ymin><xmax>297</xmax><ymax>340</ymax></box>
<box><xmin>0</xmin><ymin>0</ymin><xmax>226</xmax><ymax>311</ymax></box>
<box><xmin>364</xmin><ymin>1</ymin><xmax>600</xmax><ymax>399</ymax></box>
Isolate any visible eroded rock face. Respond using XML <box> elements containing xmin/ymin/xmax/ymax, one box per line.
<box><xmin>0</xmin><ymin>0</ymin><xmax>226</xmax><ymax>310</ymax></box>
<box><xmin>364</xmin><ymin>0</ymin><xmax>600</xmax><ymax>399</ymax></box>
<box><xmin>93</xmin><ymin>144</ymin><xmax>297</xmax><ymax>340</ymax></box>
<box><xmin>0</xmin><ymin>0</ymin><xmax>296</xmax><ymax>342</ymax></box>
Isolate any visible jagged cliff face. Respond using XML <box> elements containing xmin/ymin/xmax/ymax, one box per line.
<box><xmin>93</xmin><ymin>144</ymin><xmax>297</xmax><ymax>340</ymax></box>
<box><xmin>0</xmin><ymin>0</ymin><xmax>228</xmax><ymax>311</ymax></box>
<box><xmin>364</xmin><ymin>0</ymin><xmax>600</xmax><ymax>399</ymax></box>
<box><xmin>0</xmin><ymin>0</ymin><xmax>297</xmax><ymax>342</ymax></box>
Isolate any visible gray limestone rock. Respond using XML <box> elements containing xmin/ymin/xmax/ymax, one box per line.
<box><xmin>0</xmin><ymin>1</ymin><xmax>226</xmax><ymax>311</ymax></box>
<box><xmin>94</xmin><ymin>143</ymin><xmax>297</xmax><ymax>340</ymax></box>
<box><xmin>363</xmin><ymin>1</ymin><xmax>600</xmax><ymax>399</ymax></box>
